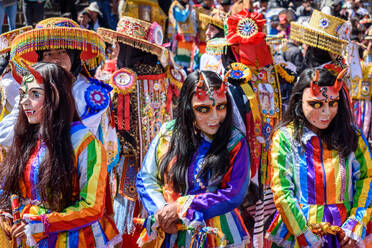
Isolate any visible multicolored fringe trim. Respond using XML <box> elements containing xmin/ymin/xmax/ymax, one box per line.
<box><xmin>10</xmin><ymin>27</ymin><xmax>105</xmax><ymax>70</ymax></box>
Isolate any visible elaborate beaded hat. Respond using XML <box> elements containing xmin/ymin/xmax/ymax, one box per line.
<box><xmin>199</xmin><ymin>9</ymin><xmax>227</xmax><ymax>30</ymax></box>
<box><xmin>10</xmin><ymin>17</ymin><xmax>105</xmax><ymax>70</ymax></box>
<box><xmin>206</xmin><ymin>9</ymin><xmax>266</xmax><ymax>55</ymax></box>
<box><xmin>290</xmin><ymin>9</ymin><xmax>350</xmax><ymax>56</ymax></box>
<box><xmin>0</xmin><ymin>26</ymin><xmax>32</xmax><ymax>55</ymax></box>
<box><xmin>97</xmin><ymin>16</ymin><xmax>168</xmax><ymax>62</ymax></box>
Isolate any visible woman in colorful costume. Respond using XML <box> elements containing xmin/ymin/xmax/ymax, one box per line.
<box><xmin>7</xmin><ymin>17</ymin><xmax>119</xmax><ymax>171</ymax></box>
<box><xmin>97</xmin><ymin>16</ymin><xmax>183</xmax><ymax>247</ymax></box>
<box><xmin>0</xmin><ymin>62</ymin><xmax>121</xmax><ymax>247</ymax></box>
<box><xmin>267</xmin><ymin>68</ymin><xmax>372</xmax><ymax>247</ymax></box>
<box><xmin>136</xmin><ymin>70</ymin><xmax>251</xmax><ymax>247</ymax></box>
<box><xmin>206</xmin><ymin>8</ymin><xmax>296</xmax><ymax>247</ymax></box>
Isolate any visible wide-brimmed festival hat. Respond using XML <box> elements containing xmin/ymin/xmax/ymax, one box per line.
<box><xmin>290</xmin><ymin>9</ymin><xmax>349</xmax><ymax>56</ymax></box>
<box><xmin>97</xmin><ymin>16</ymin><xmax>168</xmax><ymax>63</ymax></box>
<box><xmin>10</xmin><ymin>17</ymin><xmax>105</xmax><ymax>70</ymax></box>
<box><xmin>0</xmin><ymin>26</ymin><xmax>32</xmax><ymax>55</ymax></box>
<box><xmin>199</xmin><ymin>9</ymin><xmax>227</xmax><ymax>30</ymax></box>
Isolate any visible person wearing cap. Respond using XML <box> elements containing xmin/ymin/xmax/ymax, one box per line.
<box><xmin>198</xmin><ymin>9</ymin><xmax>226</xmax><ymax>76</ymax></box>
<box><xmin>85</xmin><ymin>1</ymin><xmax>108</xmax><ymax>31</ymax></box>
<box><xmin>7</xmin><ymin>18</ymin><xmax>119</xmax><ymax>175</ymax></box>
<box><xmin>97</xmin><ymin>16</ymin><xmax>183</xmax><ymax>246</ymax></box>
<box><xmin>206</xmin><ymin>8</ymin><xmax>296</xmax><ymax>248</ymax></box>
<box><xmin>191</xmin><ymin>0</ymin><xmax>214</xmax><ymax>71</ymax></box>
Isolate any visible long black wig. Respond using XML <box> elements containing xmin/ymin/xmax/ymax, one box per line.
<box><xmin>275</xmin><ymin>68</ymin><xmax>357</xmax><ymax>156</ymax></box>
<box><xmin>159</xmin><ymin>70</ymin><xmax>233</xmax><ymax>194</ymax></box>
<box><xmin>0</xmin><ymin>62</ymin><xmax>80</xmax><ymax>211</ymax></box>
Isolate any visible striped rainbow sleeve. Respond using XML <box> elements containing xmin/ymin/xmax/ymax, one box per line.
<box><xmin>176</xmin><ymin>137</ymin><xmax>250</xmax><ymax>227</ymax></box>
<box><xmin>23</xmin><ymin>134</ymin><xmax>108</xmax><ymax>244</ymax></box>
<box><xmin>342</xmin><ymin>133</ymin><xmax>372</xmax><ymax>242</ymax></box>
<box><xmin>137</xmin><ymin>134</ymin><xmax>168</xmax><ymax>216</ymax></box>
<box><xmin>270</xmin><ymin>128</ymin><xmax>321</xmax><ymax>247</ymax></box>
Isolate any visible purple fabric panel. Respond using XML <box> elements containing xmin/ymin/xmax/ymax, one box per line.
<box><xmin>187</xmin><ymin>138</ymin><xmax>249</xmax><ymax>218</ymax></box>
<box><xmin>323</xmin><ymin>234</ymin><xmax>340</xmax><ymax>248</ymax></box>
<box><xmin>305</xmin><ymin>140</ymin><xmax>316</xmax><ymax>204</ymax></box>
<box><xmin>342</xmin><ymin>218</ymin><xmax>358</xmax><ymax>230</ymax></box>
<box><xmin>328</xmin><ymin>204</ymin><xmax>342</xmax><ymax>226</ymax></box>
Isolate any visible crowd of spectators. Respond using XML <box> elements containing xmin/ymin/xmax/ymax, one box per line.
<box><xmin>0</xmin><ymin>0</ymin><xmax>371</xmax><ymax>73</ymax></box>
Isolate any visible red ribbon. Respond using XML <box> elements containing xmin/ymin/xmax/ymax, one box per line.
<box><xmin>124</xmin><ymin>94</ymin><xmax>130</xmax><ymax>131</ymax></box>
<box><xmin>166</xmin><ymin>83</ymin><xmax>173</xmax><ymax>113</ymax></box>
<box><xmin>117</xmin><ymin>94</ymin><xmax>123</xmax><ymax>130</ymax></box>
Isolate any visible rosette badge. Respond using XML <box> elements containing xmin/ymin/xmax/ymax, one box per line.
<box><xmin>226</xmin><ymin>9</ymin><xmax>266</xmax><ymax>45</ymax></box>
<box><xmin>111</xmin><ymin>68</ymin><xmax>137</xmax><ymax>131</ymax></box>
<box><xmin>230</xmin><ymin>63</ymin><xmax>252</xmax><ymax>82</ymax></box>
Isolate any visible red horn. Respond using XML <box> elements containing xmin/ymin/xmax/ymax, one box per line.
<box><xmin>10</xmin><ymin>61</ymin><xmax>23</xmax><ymax>85</ymax></box>
<box><xmin>217</xmin><ymin>71</ymin><xmax>230</xmax><ymax>98</ymax></box>
<box><xmin>21</xmin><ymin>59</ymin><xmax>43</xmax><ymax>84</ymax></box>
<box><xmin>333</xmin><ymin>68</ymin><xmax>347</xmax><ymax>93</ymax></box>
<box><xmin>196</xmin><ymin>72</ymin><xmax>207</xmax><ymax>101</ymax></box>
<box><xmin>310</xmin><ymin>69</ymin><xmax>320</xmax><ymax>96</ymax></box>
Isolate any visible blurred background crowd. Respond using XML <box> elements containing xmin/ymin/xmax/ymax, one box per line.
<box><xmin>1</xmin><ymin>1</ymin><xmax>371</xmax><ymax>65</ymax></box>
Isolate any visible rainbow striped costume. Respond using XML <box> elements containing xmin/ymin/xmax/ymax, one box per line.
<box><xmin>267</xmin><ymin>123</ymin><xmax>372</xmax><ymax>247</ymax></box>
<box><xmin>17</xmin><ymin>122</ymin><xmax>121</xmax><ymax>247</ymax></box>
<box><xmin>136</xmin><ymin>120</ymin><xmax>250</xmax><ymax>247</ymax></box>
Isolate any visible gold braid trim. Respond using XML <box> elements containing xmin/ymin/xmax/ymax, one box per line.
<box><xmin>275</xmin><ymin>64</ymin><xmax>295</xmax><ymax>83</ymax></box>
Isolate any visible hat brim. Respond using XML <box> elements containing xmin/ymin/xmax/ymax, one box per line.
<box><xmin>85</xmin><ymin>7</ymin><xmax>103</xmax><ymax>16</ymax></box>
<box><xmin>0</xmin><ymin>26</ymin><xmax>32</xmax><ymax>54</ymax></box>
<box><xmin>10</xmin><ymin>27</ymin><xmax>105</xmax><ymax>69</ymax></box>
<box><xmin>199</xmin><ymin>13</ymin><xmax>224</xmax><ymax>30</ymax></box>
<box><xmin>97</xmin><ymin>27</ymin><xmax>167</xmax><ymax>58</ymax></box>
<box><xmin>290</xmin><ymin>22</ymin><xmax>348</xmax><ymax>56</ymax></box>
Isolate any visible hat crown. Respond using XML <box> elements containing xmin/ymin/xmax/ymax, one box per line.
<box><xmin>117</xmin><ymin>16</ymin><xmax>163</xmax><ymax>45</ymax></box>
<box><xmin>308</xmin><ymin>10</ymin><xmax>346</xmax><ymax>37</ymax></box>
<box><xmin>35</xmin><ymin>17</ymin><xmax>80</xmax><ymax>29</ymax></box>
